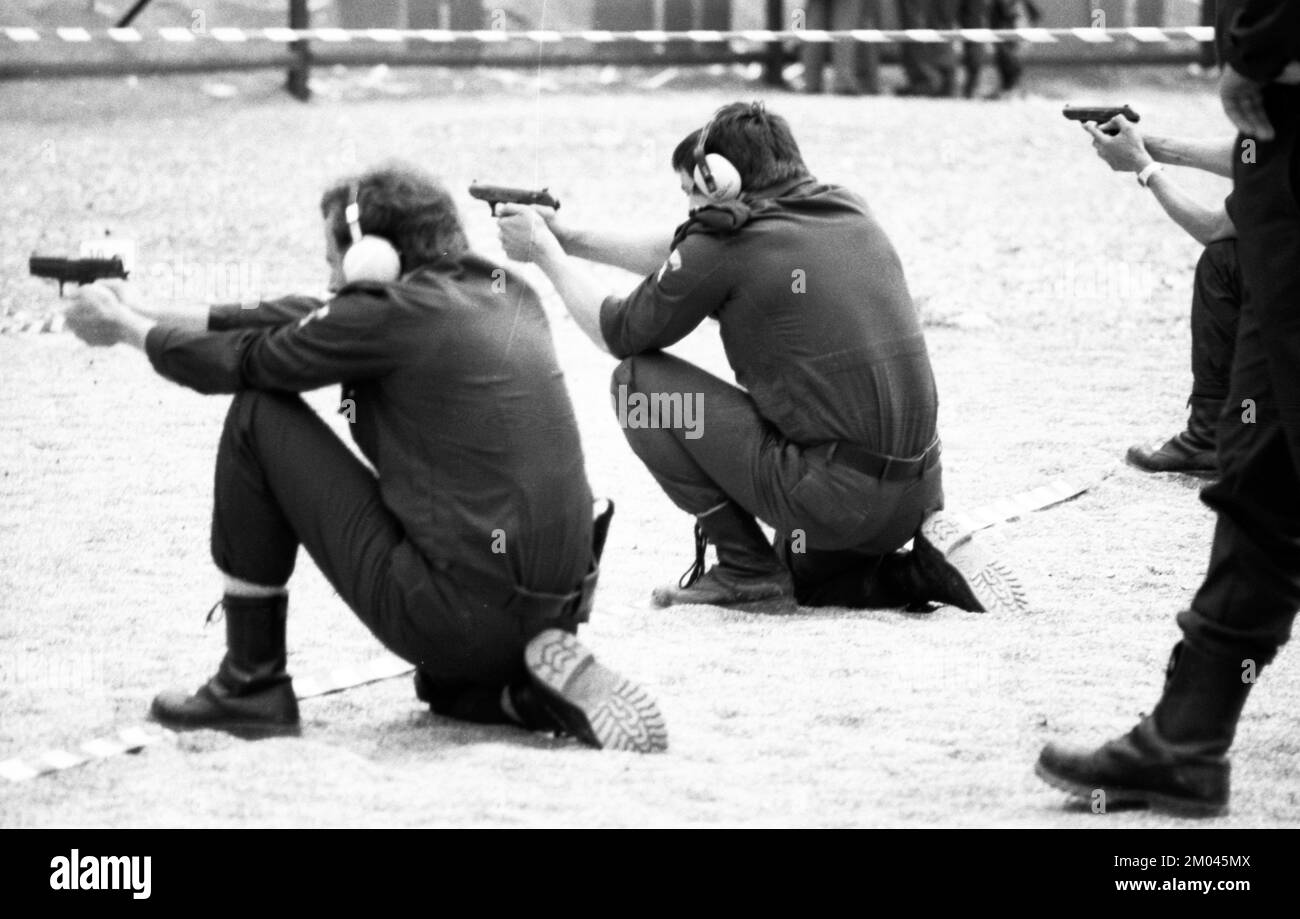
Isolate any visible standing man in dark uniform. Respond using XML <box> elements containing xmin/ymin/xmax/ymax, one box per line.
<box><xmin>1037</xmin><ymin>1</ymin><xmax>1300</xmax><ymax>815</ymax></box>
<box><xmin>63</xmin><ymin>163</ymin><xmax>666</xmax><ymax>753</ymax></box>
<box><xmin>497</xmin><ymin>103</ymin><xmax>1025</xmax><ymax>616</ymax></box>
<box><xmin>1079</xmin><ymin>115</ymin><xmax>1241</xmax><ymax>476</ymax></box>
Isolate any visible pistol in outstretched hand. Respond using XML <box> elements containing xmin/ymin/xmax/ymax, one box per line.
<box><xmin>469</xmin><ymin>183</ymin><xmax>560</xmax><ymax>217</ymax></box>
<box><xmin>29</xmin><ymin>254</ymin><xmax>129</xmax><ymax>296</ymax></box>
<box><xmin>1062</xmin><ymin>104</ymin><xmax>1141</xmax><ymax>135</ymax></box>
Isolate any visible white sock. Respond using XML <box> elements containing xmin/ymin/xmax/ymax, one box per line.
<box><xmin>223</xmin><ymin>574</ymin><xmax>287</xmax><ymax>599</ymax></box>
<box><xmin>500</xmin><ymin>686</ymin><xmax>523</xmax><ymax>725</ymax></box>
<box><xmin>698</xmin><ymin>500</ymin><xmax>730</xmax><ymax>519</ymax></box>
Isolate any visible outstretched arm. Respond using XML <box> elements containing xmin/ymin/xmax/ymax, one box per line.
<box><xmin>1143</xmin><ymin>134</ymin><xmax>1236</xmax><ymax>179</ymax></box>
<box><xmin>66</xmin><ymin>281</ymin><xmax>406</xmax><ymax>394</ymax></box>
<box><xmin>1143</xmin><ymin>176</ymin><xmax>1237</xmax><ymax>246</ymax></box>
<box><xmin>1083</xmin><ymin>120</ymin><xmax>1236</xmax><ymax>245</ymax></box>
<box><xmin>529</xmin><ymin>205</ymin><xmax>672</xmax><ymax>276</ymax></box>
<box><xmin>90</xmin><ymin>280</ymin><xmax>319</xmax><ymax>333</ymax></box>
<box><xmin>498</xmin><ymin>203</ymin><xmax>611</xmax><ymax>353</ymax></box>
<box><xmin>65</xmin><ymin>283</ymin><xmax>156</xmax><ymax>349</ymax></box>
<box><xmin>553</xmin><ymin>222</ymin><xmax>673</xmax><ymax>277</ymax></box>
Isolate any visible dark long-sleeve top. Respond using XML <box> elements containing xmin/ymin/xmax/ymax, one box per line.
<box><xmin>599</xmin><ymin>178</ymin><xmax>939</xmax><ymax>458</ymax></box>
<box><xmin>146</xmin><ymin>253</ymin><xmax>593</xmax><ymax>595</ymax></box>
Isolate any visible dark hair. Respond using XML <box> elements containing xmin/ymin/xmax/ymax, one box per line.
<box><xmin>670</xmin><ymin>102</ymin><xmax>811</xmax><ymax>193</ymax></box>
<box><xmin>320</xmin><ymin>161</ymin><xmax>467</xmax><ymax>274</ymax></box>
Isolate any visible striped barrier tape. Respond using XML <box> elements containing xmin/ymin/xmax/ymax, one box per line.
<box><xmin>965</xmin><ymin>468</ymin><xmax>1113</xmax><ymax>530</ymax></box>
<box><xmin>0</xmin><ymin>470</ymin><xmax>1109</xmax><ymax>784</ymax></box>
<box><xmin>0</xmin><ymin>656</ymin><xmax>415</xmax><ymax>784</ymax></box>
<box><xmin>0</xmin><ymin>725</ymin><xmax>173</xmax><ymax>783</ymax></box>
<box><xmin>950</xmin><ymin>467</ymin><xmax>1114</xmax><ymax>535</ymax></box>
<box><xmin>0</xmin><ymin>26</ymin><xmax>1215</xmax><ymax>45</ymax></box>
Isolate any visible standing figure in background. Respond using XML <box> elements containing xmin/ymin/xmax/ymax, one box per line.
<box><xmin>802</xmin><ymin>0</ymin><xmax>878</xmax><ymax>95</ymax></box>
<box><xmin>958</xmin><ymin>0</ymin><xmax>1040</xmax><ymax>99</ymax></box>
<box><xmin>895</xmin><ymin>0</ymin><xmax>959</xmax><ymax>97</ymax></box>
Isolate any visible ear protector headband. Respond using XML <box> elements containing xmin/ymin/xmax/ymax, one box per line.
<box><xmin>341</xmin><ymin>182</ymin><xmax>402</xmax><ymax>284</ymax></box>
<box><xmin>691</xmin><ymin>102</ymin><xmax>765</xmax><ymax>203</ymax></box>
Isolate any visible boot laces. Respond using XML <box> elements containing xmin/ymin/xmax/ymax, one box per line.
<box><xmin>677</xmin><ymin>522</ymin><xmax>709</xmax><ymax>589</ymax></box>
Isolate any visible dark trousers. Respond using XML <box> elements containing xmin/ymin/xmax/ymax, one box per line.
<box><xmin>612</xmin><ymin>354</ymin><xmax>943</xmax><ymax>595</ymax></box>
<box><xmin>801</xmin><ymin>0</ymin><xmax>879</xmax><ymax>94</ymax></box>
<box><xmin>1198</xmin><ymin>0</ymin><xmax>1217</xmax><ymax>69</ymax></box>
<box><xmin>1178</xmin><ymin>86</ymin><xmax>1300</xmax><ymax>669</ymax></box>
<box><xmin>897</xmin><ymin>0</ymin><xmax>960</xmax><ymax>93</ymax></box>
<box><xmin>211</xmin><ymin>390</ymin><xmax>540</xmax><ymax>722</ymax></box>
<box><xmin>1189</xmin><ymin>238</ymin><xmax>1242</xmax><ymax>403</ymax></box>
<box><xmin>982</xmin><ymin>0</ymin><xmax>1031</xmax><ymax>93</ymax></box>
<box><xmin>956</xmin><ymin>0</ymin><xmax>1032</xmax><ymax>95</ymax></box>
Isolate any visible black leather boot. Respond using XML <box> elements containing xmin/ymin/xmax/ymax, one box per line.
<box><xmin>501</xmin><ymin>630</ymin><xmax>668</xmax><ymax>753</ymax></box>
<box><xmin>1036</xmin><ymin>640</ymin><xmax>1254</xmax><ymax>817</ymax></box>
<box><xmin>897</xmin><ymin>511</ymin><xmax>1029</xmax><ymax>614</ymax></box>
<box><xmin>651</xmin><ymin>502</ymin><xmax>796</xmax><ymax>614</ymax></box>
<box><xmin>151</xmin><ymin>594</ymin><xmax>300</xmax><ymax>738</ymax></box>
<box><xmin>1126</xmin><ymin>397</ymin><xmax>1222</xmax><ymax>475</ymax></box>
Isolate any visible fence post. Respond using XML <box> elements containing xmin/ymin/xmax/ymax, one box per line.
<box><xmin>763</xmin><ymin>0</ymin><xmax>785</xmax><ymax>86</ymax></box>
<box><xmin>286</xmin><ymin>0</ymin><xmax>312</xmax><ymax>101</ymax></box>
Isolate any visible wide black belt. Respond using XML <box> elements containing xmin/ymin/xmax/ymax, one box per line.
<box><xmin>502</xmin><ymin>498</ymin><xmax>616</xmax><ymax>629</ymax></box>
<box><xmin>823</xmin><ymin>436</ymin><xmax>941</xmax><ymax>482</ymax></box>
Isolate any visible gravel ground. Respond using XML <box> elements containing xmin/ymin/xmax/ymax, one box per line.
<box><xmin>0</xmin><ymin>63</ymin><xmax>1297</xmax><ymax>827</ymax></box>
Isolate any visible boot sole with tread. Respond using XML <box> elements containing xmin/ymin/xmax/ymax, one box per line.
<box><xmin>524</xmin><ymin>630</ymin><xmax>668</xmax><ymax>753</ymax></box>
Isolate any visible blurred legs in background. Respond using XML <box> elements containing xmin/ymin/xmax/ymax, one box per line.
<box><xmin>895</xmin><ymin>0</ymin><xmax>959</xmax><ymax>96</ymax></box>
<box><xmin>802</xmin><ymin>0</ymin><xmax>877</xmax><ymax>95</ymax></box>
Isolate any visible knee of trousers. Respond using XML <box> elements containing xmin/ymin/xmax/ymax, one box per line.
<box><xmin>1193</xmin><ymin>239</ymin><xmax>1242</xmax><ymax>302</ymax></box>
<box><xmin>223</xmin><ymin>389</ymin><xmax>309</xmax><ymax>442</ymax></box>
<box><xmin>609</xmin><ymin>353</ymin><xmax>685</xmax><ymax>399</ymax></box>
<box><xmin>1176</xmin><ymin>607</ymin><xmax>1289</xmax><ymax>669</ymax></box>
<box><xmin>609</xmin><ymin>354</ymin><xmax>691</xmax><ymax>446</ymax></box>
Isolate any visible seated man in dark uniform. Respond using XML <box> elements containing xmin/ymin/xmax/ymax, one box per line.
<box><xmin>1080</xmin><ymin>114</ymin><xmax>1241</xmax><ymax>476</ymax></box>
<box><xmin>63</xmin><ymin>163</ymin><xmax>666</xmax><ymax>753</ymax></box>
<box><xmin>496</xmin><ymin>103</ymin><xmax>1025</xmax><ymax>616</ymax></box>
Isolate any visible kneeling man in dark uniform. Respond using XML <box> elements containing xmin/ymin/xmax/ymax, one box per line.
<box><xmin>64</xmin><ymin>163</ymin><xmax>666</xmax><ymax>752</ymax></box>
<box><xmin>497</xmin><ymin>103</ymin><xmax>1025</xmax><ymax>616</ymax></box>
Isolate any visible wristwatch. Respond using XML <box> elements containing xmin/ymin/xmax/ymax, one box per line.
<box><xmin>1137</xmin><ymin>162</ymin><xmax>1164</xmax><ymax>188</ymax></box>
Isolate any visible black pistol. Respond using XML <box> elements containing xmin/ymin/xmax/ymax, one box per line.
<box><xmin>1062</xmin><ymin>104</ymin><xmax>1141</xmax><ymax>135</ymax></box>
<box><xmin>29</xmin><ymin>254</ymin><xmax>129</xmax><ymax>296</ymax></box>
<box><xmin>469</xmin><ymin>183</ymin><xmax>561</xmax><ymax>217</ymax></box>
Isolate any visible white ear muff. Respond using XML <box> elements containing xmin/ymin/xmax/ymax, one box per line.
<box><xmin>341</xmin><ymin>185</ymin><xmax>402</xmax><ymax>284</ymax></box>
<box><xmin>695</xmin><ymin>153</ymin><xmax>742</xmax><ymax>202</ymax></box>
<box><xmin>342</xmin><ymin>235</ymin><xmax>402</xmax><ymax>284</ymax></box>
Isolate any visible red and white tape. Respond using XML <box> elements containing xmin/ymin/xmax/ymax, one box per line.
<box><xmin>0</xmin><ymin>26</ymin><xmax>1215</xmax><ymax>45</ymax></box>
